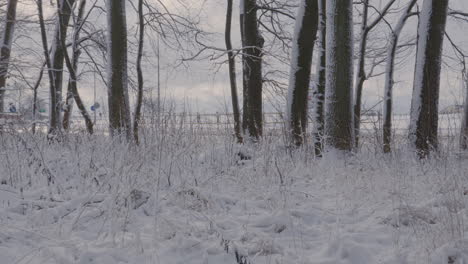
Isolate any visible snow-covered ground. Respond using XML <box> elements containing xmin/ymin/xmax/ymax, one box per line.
<box><xmin>0</xmin><ymin>129</ymin><xmax>467</xmax><ymax>264</ymax></box>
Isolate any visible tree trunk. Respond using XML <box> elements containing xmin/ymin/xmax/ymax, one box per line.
<box><xmin>409</xmin><ymin>0</ymin><xmax>449</xmax><ymax>157</ymax></box>
<box><xmin>63</xmin><ymin>0</ymin><xmax>87</xmax><ymax>130</ymax></box>
<box><xmin>133</xmin><ymin>0</ymin><xmax>144</xmax><ymax>144</ymax></box>
<box><xmin>226</xmin><ymin>0</ymin><xmax>243</xmax><ymax>143</ymax></box>
<box><xmin>353</xmin><ymin>0</ymin><xmax>369</xmax><ymax>148</ymax></box>
<box><xmin>325</xmin><ymin>0</ymin><xmax>354</xmax><ymax>151</ymax></box>
<box><xmin>286</xmin><ymin>0</ymin><xmax>319</xmax><ymax>147</ymax></box>
<box><xmin>241</xmin><ymin>0</ymin><xmax>263</xmax><ymax>141</ymax></box>
<box><xmin>37</xmin><ymin>0</ymin><xmax>57</xmax><ymax>138</ymax></box>
<box><xmin>383</xmin><ymin>0</ymin><xmax>417</xmax><ymax>153</ymax></box>
<box><xmin>58</xmin><ymin>0</ymin><xmax>93</xmax><ymax>135</ymax></box>
<box><xmin>460</xmin><ymin>72</ymin><xmax>468</xmax><ymax>149</ymax></box>
<box><xmin>107</xmin><ymin>0</ymin><xmax>132</xmax><ymax>139</ymax></box>
<box><xmin>0</xmin><ymin>0</ymin><xmax>18</xmax><ymax>112</ymax></box>
<box><xmin>49</xmin><ymin>0</ymin><xmax>76</xmax><ymax>136</ymax></box>
<box><xmin>313</xmin><ymin>0</ymin><xmax>326</xmax><ymax>156</ymax></box>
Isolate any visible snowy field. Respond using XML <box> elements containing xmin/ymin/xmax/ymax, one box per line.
<box><xmin>0</xmin><ymin>127</ymin><xmax>467</xmax><ymax>264</ymax></box>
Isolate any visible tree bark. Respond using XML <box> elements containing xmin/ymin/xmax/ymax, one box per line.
<box><xmin>226</xmin><ymin>0</ymin><xmax>243</xmax><ymax>143</ymax></box>
<box><xmin>0</xmin><ymin>0</ymin><xmax>18</xmax><ymax>112</ymax></box>
<box><xmin>241</xmin><ymin>0</ymin><xmax>263</xmax><ymax>141</ymax></box>
<box><xmin>383</xmin><ymin>0</ymin><xmax>417</xmax><ymax>153</ymax></box>
<box><xmin>409</xmin><ymin>0</ymin><xmax>449</xmax><ymax>157</ymax></box>
<box><xmin>313</xmin><ymin>0</ymin><xmax>326</xmax><ymax>156</ymax></box>
<box><xmin>325</xmin><ymin>0</ymin><xmax>354</xmax><ymax>151</ymax></box>
<box><xmin>133</xmin><ymin>0</ymin><xmax>145</xmax><ymax>144</ymax></box>
<box><xmin>286</xmin><ymin>0</ymin><xmax>319</xmax><ymax>147</ymax></box>
<box><xmin>107</xmin><ymin>0</ymin><xmax>132</xmax><ymax>139</ymax></box>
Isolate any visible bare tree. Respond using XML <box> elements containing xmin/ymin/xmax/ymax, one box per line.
<box><xmin>0</xmin><ymin>0</ymin><xmax>18</xmax><ymax>112</ymax></box>
<box><xmin>353</xmin><ymin>0</ymin><xmax>397</xmax><ymax>147</ymax></box>
<box><xmin>133</xmin><ymin>0</ymin><xmax>145</xmax><ymax>144</ymax></box>
<box><xmin>63</xmin><ymin>0</ymin><xmax>87</xmax><ymax>130</ymax></box>
<box><xmin>226</xmin><ymin>0</ymin><xmax>243</xmax><ymax>143</ymax></box>
<box><xmin>325</xmin><ymin>0</ymin><xmax>354</xmax><ymax>151</ymax></box>
<box><xmin>49</xmin><ymin>0</ymin><xmax>76</xmax><ymax>136</ymax></box>
<box><xmin>286</xmin><ymin>0</ymin><xmax>319</xmax><ymax>147</ymax></box>
<box><xmin>241</xmin><ymin>0</ymin><xmax>264</xmax><ymax>141</ymax></box>
<box><xmin>382</xmin><ymin>0</ymin><xmax>417</xmax><ymax>153</ymax></box>
<box><xmin>409</xmin><ymin>0</ymin><xmax>449</xmax><ymax>157</ymax></box>
<box><xmin>57</xmin><ymin>0</ymin><xmax>93</xmax><ymax>134</ymax></box>
<box><xmin>107</xmin><ymin>0</ymin><xmax>132</xmax><ymax>138</ymax></box>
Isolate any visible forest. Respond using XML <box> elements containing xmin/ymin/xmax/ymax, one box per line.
<box><xmin>0</xmin><ymin>0</ymin><xmax>467</xmax><ymax>263</ymax></box>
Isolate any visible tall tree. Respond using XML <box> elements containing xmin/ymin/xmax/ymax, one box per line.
<box><xmin>63</xmin><ymin>0</ymin><xmax>87</xmax><ymax>130</ymax></box>
<box><xmin>241</xmin><ymin>0</ymin><xmax>264</xmax><ymax>140</ymax></box>
<box><xmin>325</xmin><ymin>0</ymin><xmax>354</xmax><ymax>151</ymax></box>
<box><xmin>0</xmin><ymin>0</ymin><xmax>18</xmax><ymax>112</ymax></box>
<box><xmin>58</xmin><ymin>0</ymin><xmax>93</xmax><ymax>134</ymax></box>
<box><xmin>383</xmin><ymin>0</ymin><xmax>417</xmax><ymax>153</ymax></box>
<box><xmin>461</xmin><ymin>71</ymin><xmax>468</xmax><ymax>149</ymax></box>
<box><xmin>49</xmin><ymin>0</ymin><xmax>76</xmax><ymax>136</ymax></box>
<box><xmin>133</xmin><ymin>0</ymin><xmax>145</xmax><ymax>144</ymax></box>
<box><xmin>409</xmin><ymin>0</ymin><xmax>449</xmax><ymax>156</ymax></box>
<box><xmin>107</xmin><ymin>0</ymin><xmax>132</xmax><ymax>138</ymax></box>
<box><xmin>286</xmin><ymin>0</ymin><xmax>319</xmax><ymax>147</ymax></box>
<box><xmin>313</xmin><ymin>0</ymin><xmax>326</xmax><ymax>156</ymax></box>
<box><xmin>353</xmin><ymin>0</ymin><xmax>396</xmax><ymax>147</ymax></box>
<box><xmin>226</xmin><ymin>0</ymin><xmax>242</xmax><ymax>143</ymax></box>
<box><xmin>37</xmin><ymin>0</ymin><xmax>57</xmax><ymax>138</ymax></box>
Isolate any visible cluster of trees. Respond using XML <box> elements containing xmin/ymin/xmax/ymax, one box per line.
<box><xmin>0</xmin><ymin>0</ymin><xmax>467</xmax><ymax>157</ymax></box>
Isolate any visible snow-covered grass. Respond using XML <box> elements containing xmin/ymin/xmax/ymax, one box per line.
<box><xmin>0</xmin><ymin>126</ymin><xmax>467</xmax><ymax>264</ymax></box>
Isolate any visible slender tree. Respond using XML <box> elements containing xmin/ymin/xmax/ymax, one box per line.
<box><xmin>37</xmin><ymin>0</ymin><xmax>57</xmax><ymax>138</ymax></box>
<box><xmin>313</xmin><ymin>0</ymin><xmax>326</xmax><ymax>156</ymax></box>
<box><xmin>226</xmin><ymin>0</ymin><xmax>242</xmax><ymax>143</ymax></box>
<box><xmin>63</xmin><ymin>0</ymin><xmax>87</xmax><ymax>130</ymax></box>
<box><xmin>49</xmin><ymin>0</ymin><xmax>76</xmax><ymax>136</ymax></box>
<box><xmin>0</xmin><ymin>0</ymin><xmax>18</xmax><ymax>112</ymax></box>
<box><xmin>353</xmin><ymin>0</ymin><xmax>397</xmax><ymax>147</ymax></box>
<box><xmin>409</xmin><ymin>0</ymin><xmax>449</xmax><ymax>156</ymax></box>
<box><xmin>286</xmin><ymin>0</ymin><xmax>319</xmax><ymax>147</ymax></box>
<box><xmin>57</xmin><ymin>0</ymin><xmax>93</xmax><ymax>134</ymax></box>
<box><xmin>133</xmin><ymin>0</ymin><xmax>145</xmax><ymax>144</ymax></box>
<box><xmin>383</xmin><ymin>0</ymin><xmax>417</xmax><ymax>153</ymax></box>
<box><xmin>461</xmin><ymin>72</ymin><xmax>468</xmax><ymax>149</ymax></box>
<box><xmin>241</xmin><ymin>0</ymin><xmax>264</xmax><ymax>140</ymax></box>
<box><xmin>107</xmin><ymin>0</ymin><xmax>132</xmax><ymax>138</ymax></box>
<box><xmin>325</xmin><ymin>0</ymin><xmax>354</xmax><ymax>151</ymax></box>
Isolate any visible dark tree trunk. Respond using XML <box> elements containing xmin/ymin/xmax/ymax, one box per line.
<box><xmin>241</xmin><ymin>0</ymin><xmax>263</xmax><ymax>141</ymax></box>
<box><xmin>286</xmin><ymin>0</ymin><xmax>319</xmax><ymax>147</ymax></box>
<box><xmin>63</xmin><ymin>0</ymin><xmax>87</xmax><ymax>130</ymax></box>
<box><xmin>409</xmin><ymin>0</ymin><xmax>449</xmax><ymax>157</ymax></box>
<box><xmin>49</xmin><ymin>0</ymin><xmax>76</xmax><ymax>136</ymax></box>
<box><xmin>313</xmin><ymin>0</ymin><xmax>326</xmax><ymax>156</ymax></box>
<box><xmin>107</xmin><ymin>0</ymin><xmax>132</xmax><ymax>139</ymax></box>
<box><xmin>133</xmin><ymin>0</ymin><xmax>145</xmax><ymax>144</ymax></box>
<box><xmin>325</xmin><ymin>0</ymin><xmax>354</xmax><ymax>151</ymax></box>
<box><xmin>0</xmin><ymin>0</ymin><xmax>18</xmax><ymax>112</ymax></box>
<box><xmin>383</xmin><ymin>0</ymin><xmax>417</xmax><ymax>153</ymax></box>
<box><xmin>226</xmin><ymin>0</ymin><xmax>243</xmax><ymax>143</ymax></box>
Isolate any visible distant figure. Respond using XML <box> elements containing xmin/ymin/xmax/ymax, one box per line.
<box><xmin>8</xmin><ymin>103</ymin><xmax>16</xmax><ymax>113</ymax></box>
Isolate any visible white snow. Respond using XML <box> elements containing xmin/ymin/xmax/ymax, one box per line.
<box><xmin>0</xmin><ymin>132</ymin><xmax>467</xmax><ymax>264</ymax></box>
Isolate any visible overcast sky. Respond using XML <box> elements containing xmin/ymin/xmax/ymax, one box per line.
<box><xmin>6</xmin><ymin>0</ymin><xmax>468</xmax><ymax>115</ymax></box>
